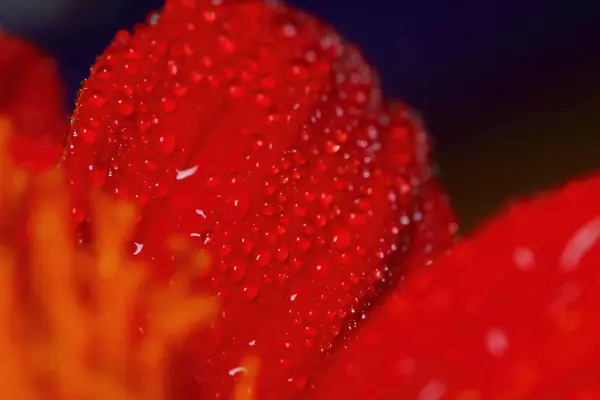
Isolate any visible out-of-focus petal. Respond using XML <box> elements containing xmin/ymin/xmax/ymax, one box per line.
<box><xmin>309</xmin><ymin>172</ymin><xmax>600</xmax><ymax>399</ymax></box>
<box><xmin>0</xmin><ymin>33</ymin><xmax>66</xmax><ymax>171</ymax></box>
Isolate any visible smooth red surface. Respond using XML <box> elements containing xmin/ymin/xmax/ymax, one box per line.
<box><xmin>63</xmin><ymin>1</ymin><xmax>455</xmax><ymax>398</ymax></box>
<box><xmin>0</xmin><ymin>34</ymin><xmax>66</xmax><ymax>171</ymax></box>
<box><xmin>308</xmin><ymin>173</ymin><xmax>600</xmax><ymax>399</ymax></box>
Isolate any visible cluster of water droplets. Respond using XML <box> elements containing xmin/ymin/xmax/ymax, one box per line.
<box><xmin>63</xmin><ymin>1</ymin><xmax>445</xmax><ymax>398</ymax></box>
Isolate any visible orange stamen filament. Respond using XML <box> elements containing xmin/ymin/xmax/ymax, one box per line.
<box><xmin>0</xmin><ymin>116</ymin><xmax>222</xmax><ymax>399</ymax></box>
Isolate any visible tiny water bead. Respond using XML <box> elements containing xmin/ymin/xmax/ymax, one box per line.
<box><xmin>63</xmin><ymin>0</ymin><xmax>455</xmax><ymax>399</ymax></box>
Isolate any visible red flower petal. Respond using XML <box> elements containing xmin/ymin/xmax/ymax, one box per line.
<box><xmin>0</xmin><ymin>33</ymin><xmax>66</xmax><ymax>172</ymax></box>
<box><xmin>308</xmin><ymin>172</ymin><xmax>600</xmax><ymax>399</ymax></box>
<box><xmin>64</xmin><ymin>1</ymin><xmax>456</xmax><ymax>398</ymax></box>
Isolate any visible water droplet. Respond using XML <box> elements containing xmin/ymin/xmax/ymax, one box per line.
<box><xmin>513</xmin><ymin>246</ymin><xmax>535</xmax><ymax>271</ymax></box>
<box><xmin>136</xmin><ymin>116</ymin><xmax>152</xmax><ymax>132</ymax></box>
<box><xmin>319</xmin><ymin>192</ymin><xmax>333</xmax><ymax>207</ymax></box>
<box><xmin>355</xmin><ymin>197</ymin><xmax>372</xmax><ymax>211</ymax></box>
<box><xmin>275</xmin><ymin>246</ymin><xmax>289</xmax><ymax>261</ymax></box>
<box><xmin>231</xmin><ymin>262</ymin><xmax>246</xmax><ymax>281</ymax></box>
<box><xmin>560</xmin><ymin>216</ymin><xmax>600</xmax><ymax>272</ymax></box>
<box><xmin>290</xmin><ymin>256</ymin><xmax>303</xmax><ymax>270</ymax></box>
<box><xmin>254</xmin><ymin>250</ymin><xmax>271</xmax><ymax>268</ymax></box>
<box><xmin>176</xmin><ymin>165</ymin><xmax>199</xmax><ymax>180</ymax></box>
<box><xmin>240</xmin><ymin>236</ymin><xmax>254</xmax><ymax>254</ymax></box>
<box><xmin>325</xmin><ymin>140</ymin><xmax>340</xmax><ymax>154</ymax></box>
<box><xmin>116</xmin><ymin>99</ymin><xmax>134</xmax><ymax>117</ymax></box>
<box><xmin>205</xmin><ymin>176</ymin><xmax>219</xmax><ymax>187</ymax></box>
<box><xmin>228</xmin><ymin>366</ymin><xmax>247</xmax><ymax>377</ymax></box>
<box><xmin>251</xmin><ymin>136</ymin><xmax>264</xmax><ymax>152</ymax></box>
<box><xmin>148</xmin><ymin>12</ymin><xmax>160</xmax><ymax>25</ymax></box>
<box><xmin>254</xmin><ymin>91</ymin><xmax>272</xmax><ymax>108</ymax></box>
<box><xmin>229</xmin><ymin>84</ymin><xmax>245</xmax><ymax>99</ymax></box>
<box><xmin>157</xmin><ymin>133</ymin><xmax>175</xmax><ymax>154</ymax></box>
<box><xmin>314</xmin><ymin>260</ymin><xmax>328</xmax><ymax>273</ymax></box>
<box><xmin>335</xmin><ymin>129</ymin><xmax>348</xmax><ymax>143</ymax></box>
<box><xmin>173</xmin><ymin>82</ymin><xmax>189</xmax><ymax>96</ymax></box>
<box><xmin>218</xmin><ymin>35</ymin><xmax>236</xmax><ymax>54</ymax></box>
<box><xmin>295</xmin><ymin>237</ymin><xmax>311</xmax><ymax>252</ymax></box>
<box><xmin>293</xmin><ymin>204</ymin><xmax>307</xmax><ymax>217</ymax></box>
<box><xmin>331</xmin><ymin>227</ymin><xmax>351</xmax><ymax>249</ymax></box>
<box><xmin>226</xmin><ymin>189</ymin><xmax>251</xmax><ymax>216</ymax></box>
<box><xmin>242</xmin><ymin>285</ymin><xmax>259</xmax><ymax>301</ymax></box>
<box><xmin>287</xmin><ymin>375</ymin><xmax>308</xmax><ymax>390</ymax></box>
<box><xmin>348</xmin><ymin>212</ymin><xmax>367</xmax><ymax>227</ymax></box>
<box><xmin>167</xmin><ymin>60</ymin><xmax>178</xmax><ymax>76</ymax></box>
<box><xmin>161</xmin><ymin>97</ymin><xmax>176</xmax><ymax>112</ymax></box>
<box><xmin>133</xmin><ymin>242</ymin><xmax>144</xmax><ymax>255</ymax></box>
<box><xmin>419</xmin><ymin>380</ymin><xmax>446</xmax><ymax>400</ymax></box>
<box><xmin>88</xmin><ymin>91</ymin><xmax>107</xmax><ymax>107</ymax></box>
<box><xmin>280</xmin><ymin>22</ymin><xmax>298</xmax><ymax>38</ymax></box>
<box><xmin>95</xmin><ymin>64</ymin><xmax>114</xmax><ymax>80</ymax></box>
<box><xmin>485</xmin><ymin>327</ymin><xmax>509</xmax><ymax>357</ymax></box>
<box><xmin>79</xmin><ymin>127</ymin><xmax>97</xmax><ymax>144</ymax></box>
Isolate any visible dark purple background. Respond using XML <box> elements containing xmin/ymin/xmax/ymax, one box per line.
<box><xmin>3</xmin><ymin>0</ymin><xmax>600</xmax><ymax>228</ymax></box>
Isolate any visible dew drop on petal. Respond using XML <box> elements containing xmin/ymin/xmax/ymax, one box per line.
<box><xmin>418</xmin><ymin>380</ymin><xmax>446</xmax><ymax>400</ymax></box>
<box><xmin>176</xmin><ymin>165</ymin><xmax>199</xmax><ymax>180</ymax></box>
<box><xmin>484</xmin><ymin>327</ymin><xmax>509</xmax><ymax>358</ymax></box>
<box><xmin>560</xmin><ymin>216</ymin><xmax>600</xmax><ymax>272</ymax></box>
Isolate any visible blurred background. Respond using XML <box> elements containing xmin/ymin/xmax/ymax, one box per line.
<box><xmin>2</xmin><ymin>0</ymin><xmax>599</xmax><ymax>231</ymax></box>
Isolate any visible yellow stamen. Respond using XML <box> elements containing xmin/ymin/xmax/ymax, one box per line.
<box><xmin>0</xmin><ymin>115</ymin><xmax>224</xmax><ymax>399</ymax></box>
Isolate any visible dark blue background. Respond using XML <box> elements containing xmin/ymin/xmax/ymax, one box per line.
<box><xmin>3</xmin><ymin>1</ymin><xmax>600</xmax><ymax>227</ymax></box>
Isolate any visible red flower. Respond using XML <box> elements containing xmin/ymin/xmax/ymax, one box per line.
<box><xmin>63</xmin><ymin>0</ymin><xmax>455</xmax><ymax>398</ymax></box>
<box><xmin>3</xmin><ymin>2</ymin><xmax>599</xmax><ymax>400</ymax></box>
<box><xmin>308</xmin><ymin>172</ymin><xmax>600</xmax><ymax>399</ymax></box>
